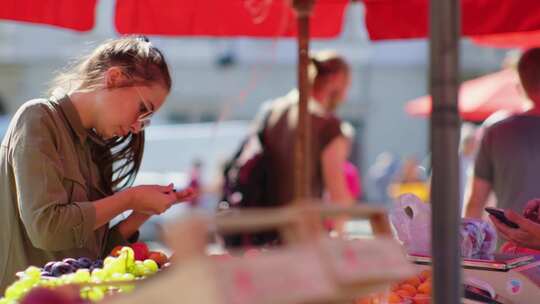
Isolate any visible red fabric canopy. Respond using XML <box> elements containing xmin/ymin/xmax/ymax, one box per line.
<box><xmin>472</xmin><ymin>30</ymin><xmax>540</xmax><ymax>49</ymax></box>
<box><xmin>115</xmin><ymin>0</ymin><xmax>348</xmax><ymax>38</ymax></box>
<box><xmin>405</xmin><ymin>69</ymin><xmax>532</xmax><ymax>122</ymax></box>
<box><xmin>0</xmin><ymin>0</ymin><xmax>97</xmax><ymax>31</ymax></box>
<box><xmin>3</xmin><ymin>0</ymin><xmax>540</xmax><ymax>43</ymax></box>
<box><xmin>364</xmin><ymin>0</ymin><xmax>540</xmax><ymax>41</ymax></box>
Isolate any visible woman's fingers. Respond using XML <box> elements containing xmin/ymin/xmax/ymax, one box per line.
<box><xmin>505</xmin><ymin>210</ymin><xmax>526</xmax><ymax>227</ymax></box>
<box><xmin>489</xmin><ymin>215</ymin><xmax>515</xmax><ymax>241</ymax></box>
<box><xmin>506</xmin><ymin>209</ymin><xmax>540</xmax><ymax>232</ymax></box>
<box><xmin>133</xmin><ymin>183</ymin><xmax>195</xmax><ymax>214</ymax></box>
<box><xmin>491</xmin><ymin>213</ymin><xmax>540</xmax><ymax>248</ymax></box>
<box><xmin>166</xmin><ymin>192</ymin><xmax>178</xmax><ymax>204</ymax></box>
<box><xmin>158</xmin><ymin>183</ymin><xmax>175</xmax><ymax>192</ymax></box>
<box><xmin>525</xmin><ymin>199</ymin><xmax>540</xmax><ymax>213</ymax></box>
<box><xmin>524</xmin><ymin>199</ymin><xmax>540</xmax><ymax>223</ymax></box>
<box><xmin>175</xmin><ymin>187</ymin><xmax>196</xmax><ymax>202</ymax></box>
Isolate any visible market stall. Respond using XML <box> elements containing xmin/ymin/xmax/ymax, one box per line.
<box><xmin>1</xmin><ymin>204</ymin><xmax>418</xmax><ymax>303</ymax></box>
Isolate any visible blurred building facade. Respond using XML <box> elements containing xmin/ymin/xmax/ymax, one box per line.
<box><xmin>0</xmin><ymin>2</ymin><xmax>507</xmax><ymax>202</ymax></box>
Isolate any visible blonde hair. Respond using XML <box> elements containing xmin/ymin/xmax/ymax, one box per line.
<box><xmin>50</xmin><ymin>35</ymin><xmax>171</xmax><ymax>94</ymax></box>
<box><xmin>50</xmin><ymin>36</ymin><xmax>172</xmax><ymax>193</ymax></box>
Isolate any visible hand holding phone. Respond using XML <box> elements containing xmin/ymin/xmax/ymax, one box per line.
<box><xmin>524</xmin><ymin>199</ymin><xmax>540</xmax><ymax>223</ymax></box>
<box><xmin>485</xmin><ymin>207</ymin><xmax>520</xmax><ymax>229</ymax></box>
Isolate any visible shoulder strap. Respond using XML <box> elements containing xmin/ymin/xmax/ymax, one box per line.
<box><xmin>256</xmin><ymin>107</ymin><xmax>272</xmax><ymax>146</ymax></box>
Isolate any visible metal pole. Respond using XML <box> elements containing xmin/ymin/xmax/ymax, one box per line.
<box><xmin>430</xmin><ymin>0</ymin><xmax>462</xmax><ymax>303</ymax></box>
<box><xmin>292</xmin><ymin>0</ymin><xmax>314</xmax><ymax>203</ymax></box>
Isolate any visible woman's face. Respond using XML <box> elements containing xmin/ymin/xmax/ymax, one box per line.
<box><xmin>95</xmin><ymin>80</ymin><xmax>169</xmax><ymax>139</ymax></box>
<box><xmin>327</xmin><ymin>71</ymin><xmax>351</xmax><ymax>112</ymax></box>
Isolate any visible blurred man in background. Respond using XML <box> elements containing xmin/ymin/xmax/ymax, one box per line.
<box><xmin>466</xmin><ymin>48</ymin><xmax>540</xmax><ymax>218</ymax></box>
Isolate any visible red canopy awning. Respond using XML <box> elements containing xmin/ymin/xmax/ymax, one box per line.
<box><xmin>405</xmin><ymin>69</ymin><xmax>532</xmax><ymax>122</ymax></box>
<box><xmin>472</xmin><ymin>30</ymin><xmax>540</xmax><ymax>49</ymax></box>
<box><xmin>364</xmin><ymin>0</ymin><xmax>540</xmax><ymax>41</ymax></box>
<box><xmin>0</xmin><ymin>0</ymin><xmax>97</xmax><ymax>31</ymax></box>
<box><xmin>114</xmin><ymin>0</ymin><xmax>348</xmax><ymax>38</ymax></box>
<box><xmin>3</xmin><ymin>0</ymin><xmax>540</xmax><ymax>43</ymax></box>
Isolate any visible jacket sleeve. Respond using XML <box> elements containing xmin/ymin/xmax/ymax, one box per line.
<box><xmin>9</xmin><ymin>106</ymin><xmax>96</xmax><ymax>251</ymax></box>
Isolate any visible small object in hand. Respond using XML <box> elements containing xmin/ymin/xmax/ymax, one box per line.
<box><xmin>175</xmin><ymin>187</ymin><xmax>196</xmax><ymax>201</ymax></box>
<box><xmin>485</xmin><ymin>207</ymin><xmax>520</xmax><ymax>229</ymax></box>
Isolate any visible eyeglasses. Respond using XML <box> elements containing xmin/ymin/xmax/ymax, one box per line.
<box><xmin>133</xmin><ymin>86</ymin><xmax>154</xmax><ymax>131</ymax></box>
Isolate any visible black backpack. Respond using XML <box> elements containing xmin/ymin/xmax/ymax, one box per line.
<box><xmin>221</xmin><ymin>130</ymin><xmax>269</xmax><ymax>209</ymax></box>
<box><xmin>219</xmin><ymin>110</ymin><xmax>280</xmax><ymax>247</ymax></box>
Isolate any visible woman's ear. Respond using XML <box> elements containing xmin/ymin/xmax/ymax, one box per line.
<box><xmin>105</xmin><ymin>67</ymin><xmax>127</xmax><ymax>88</ymax></box>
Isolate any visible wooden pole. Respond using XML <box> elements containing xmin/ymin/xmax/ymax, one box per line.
<box><xmin>292</xmin><ymin>0</ymin><xmax>314</xmax><ymax>204</ymax></box>
<box><xmin>429</xmin><ymin>0</ymin><xmax>462</xmax><ymax>303</ymax></box>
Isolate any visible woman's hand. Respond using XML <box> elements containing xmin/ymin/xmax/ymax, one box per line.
<box><xmin>524</xmin><ymin>199</ymin><xmax>540</xmax><ymax>223</ymax></box>
<box><xmin>489</xmin><ymin>209</ymin><xmax>540</xmax><ymax>250</ymax></box>
<box><xmin>175</xmin><ymin>187</ymin><xmax>197</xmax><ymax>202</ymax></box>
<box><xmin>125</xmin><ymin>184</ymin><xmax>178</xmax><ymax>215</ymax></box>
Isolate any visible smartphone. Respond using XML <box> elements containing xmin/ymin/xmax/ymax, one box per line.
<box><xmin>485</xmin><ymin>207</ymin><xmax>519</xmax><ymax>229</ymax></box>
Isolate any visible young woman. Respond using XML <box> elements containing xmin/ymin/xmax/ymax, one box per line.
<box><xmin>0</xmin><ymin>36</ymin><xmax>190</xmax><ymax>290</ymax></box>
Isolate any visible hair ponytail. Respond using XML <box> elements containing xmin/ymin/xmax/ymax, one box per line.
<box><xmin>309</xmin><ymin>50</ymin><xmax>349</xmax><ymax>85</ymax></box>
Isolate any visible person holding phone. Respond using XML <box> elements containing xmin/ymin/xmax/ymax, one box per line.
<box><xmin>489</xmin><ymin>199</ymin><xmax>540</xmax><ymax>250</ymax></box>
<box><xmin>0</xmin><ymin>36</ymin><xmax>194</xmax><ymax>290</ymax></box>
<box><xmin>465</xmin><ymin>48</ymin><xmax>540</xmax><ymax>219</ymax></box>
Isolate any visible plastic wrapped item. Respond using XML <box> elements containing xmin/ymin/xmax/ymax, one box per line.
<box><xmin>389</xmin><ymin>194</ymin><xmax>431</xmax><ymax>255</ymax></box>
<box><xmin>478</xmin><ymin>220</ymin><xmax>497</xmax><ymax>254</ymax></box>
<box><xmin>390</xmin><ymin>194</ymin><xmax>497</xmax><ymax>257</ymax></box>
<box><xmin>460</xmin><ymin>219</ymin><xmax>497</xmax><ymax>258</ymax></box>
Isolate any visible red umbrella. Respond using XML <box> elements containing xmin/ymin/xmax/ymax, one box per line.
<box><xmin>114</xmin><ymin>0</ymin><xmax>540</xmax><ymax>40</ymax></box>
<box><xmin>0</xmin><ymin>0</ymin><xmax>97</xmax><ymax>31</ymax></box>
<box><xmin>472</xmin><ymin>30</ymin><xmax>540</xmax><ymax>49</ymax></box>
<box><xmin>405</xmin><ymin>69</ymin><xmax>532</xmax><ymax>122</ymax></box>
<box><xmin>114</xmin><ymin>0</ymin><xmax>348</xmax><ymax>38</ymax></box>
<box><xmin>4</xmin><ymin>0</ymin><xmax>540</xmax><ymax>42</ymax></box>
<box><xmin>364</xmin><ymin>0</ymin><xmax>540</xmax><ymax>41</ymax></box>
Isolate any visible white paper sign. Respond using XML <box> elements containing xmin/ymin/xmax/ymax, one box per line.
<box><xmin>320</xmin><ymin>237</ymin><xmax>416</xmax><ymax>284</ymax></box>
<box><xmin>215</xmin><ymin>245</ymin><xmax>336</xmax><ymax>304</ymax></box>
